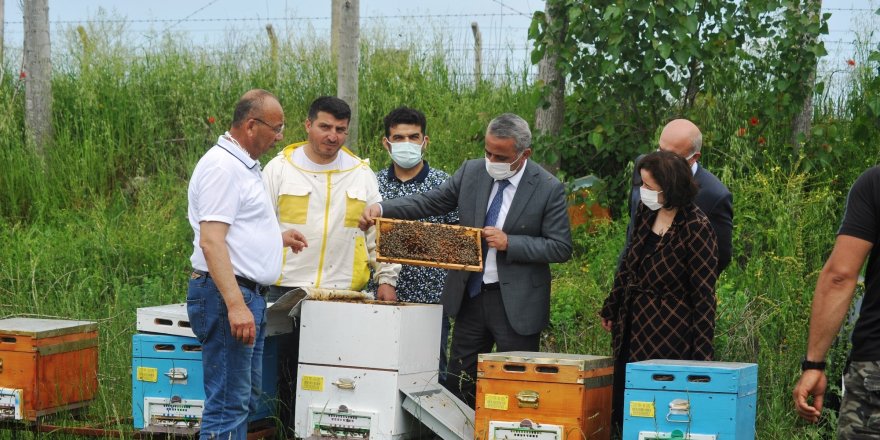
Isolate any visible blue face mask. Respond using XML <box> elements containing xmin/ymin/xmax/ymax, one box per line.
<box><xmin>388</xmin><ymin>140</ymin><xmax>424</xmax><ymax>169</ymax></box>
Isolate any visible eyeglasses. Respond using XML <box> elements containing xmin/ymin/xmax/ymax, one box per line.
<box><xmin>252</xmin><ymin>118</ymin><xmax>285</xmax><ymax>135</ymax></box>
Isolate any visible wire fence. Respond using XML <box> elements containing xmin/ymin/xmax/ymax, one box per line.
<box><xmin>0</xmin><ymin>9</ymin><xmax>874</xmax><ymax>89</ymax></box>
<box><xmin>1</xmin><ymin>12</ymin><xmax>539</xmax><ymax>85</ymax></box>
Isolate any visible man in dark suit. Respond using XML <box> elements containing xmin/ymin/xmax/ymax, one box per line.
<box><xmin>359</xmin><ymin>113</ymin><xmax>573</xmax><ymax>407</ymax></box>
<box><xmin>626</xmin><ymin>119</ymin><xmax>733</xmax><ymax>272</ymax></box>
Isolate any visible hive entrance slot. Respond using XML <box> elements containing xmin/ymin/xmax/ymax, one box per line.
<box><xmin>687</xmin><ymin>375</ymin><xmax>711</xmax><ymax>383</ymax></box>
<box><xmin>652</xmin><ymin>374</ymin><xmax>675</xmax><ymax>381</ymax></box>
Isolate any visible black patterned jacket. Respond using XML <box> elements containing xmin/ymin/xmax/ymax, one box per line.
<box><xmin>600</xmin><ymin>202</ymin><xmax>719</xmax><ymax>362</ymax></box>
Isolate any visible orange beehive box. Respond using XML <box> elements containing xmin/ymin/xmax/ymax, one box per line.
<box><xmin>0</xmin><ymin>318</ymin><xmax>98</xmax><ymax>420</ymax></box>
<box><xmin>475</xmin><ymin>351</ymin><xmax>613</xmax><ymax>440</ymax></box>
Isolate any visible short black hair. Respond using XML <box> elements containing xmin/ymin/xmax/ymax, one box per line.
<box><xmin>308</xmin><ymin>96</ymin><xmax>351</xmax><ymax>121</ymax></box>
<box><xmin>383</xmin><ymin>107</ymin><xmax>427</xmax><ymax>138</ymax></box>
<box><xmin>637</xmin><ymin>150</ymin><xmax>698</xmax><ymax>209</ymax></box>
<box><xmin>232</xmin><ymin>89</ymin><xmax>277</xmax><ymax>128</ymax></box>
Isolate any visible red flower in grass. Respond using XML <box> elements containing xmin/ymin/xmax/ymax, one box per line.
<box><xmin>758</xmin><ymin>136</ymin><xmax>766</xmax><ymax>145</ymax></box>
<box><xmin>847</xmin><ymin>59</ymin><xmax>856</xmax><ymax>67</ymax></box>
<box><xmin>207</xmin><ymin>116</ymin><xmax>216</xmax><ymax>124</ymax></box>
<box><xmin>19</xmin><ymin>71</ymin><xmax>26</xmax><ymax>79</ymax></box>
<box><xmin>749</xmin><ymin>116</ymin><xmax>759</xmax><ymax>126</ymax></box>
<box><xmin>736</xmin><ymin>127</ymin><xmax>747</xmax><ymax>137</ymax></box>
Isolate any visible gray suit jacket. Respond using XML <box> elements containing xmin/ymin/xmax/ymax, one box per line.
<box><xmin>381</xmin><ymin>159</ymin><xmax>573</xmax><ymax>335</ymax></box>
<box><xmin>627</xmin><ymin>159</ymin><xmax>733</xmax><ymax>271</ymax></box>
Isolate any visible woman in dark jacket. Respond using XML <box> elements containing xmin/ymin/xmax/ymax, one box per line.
<box><xmin>599</xmin><ymin>150</ymin><xmax>719</xmax><ymax>431</ymax></box>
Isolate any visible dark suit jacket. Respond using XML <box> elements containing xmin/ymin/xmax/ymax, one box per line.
<box><xmin>627</xmin><ymin>157</ymin><xmax>733</xmax><ymax>272</ymax></box>
<box><xmin>381</xmin><ymin>159</ymin><xmax>573</xmax><ymax>336</ymax></box>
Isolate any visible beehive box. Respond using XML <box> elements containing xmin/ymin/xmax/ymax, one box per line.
<box><xmin>297</xmin><ymin>300</ymin><xmax>442</xmax><ymax>374</ymax></box>
<box><xmin>132</xmin><ymin>333</ymin><xmax>279</xmax><ymax>430</ymax></box>
<box><xmin>475</xmin><ymin>352</ymin><xmax>613</xmax><ymax>440</ymax></box>
<box><xmin>623</xmin><ymin>360</ymin><xmax>758</xmax><ymax>440</ymax></box>
<box><xmin>137</xmin><ymin>302</ymin><xmax>293</xmax><ymax>338</ymax></box>
<box><xmin>375</xmin><ymin>217</ymin><xmax>483</xmax><ymax>272</ymax></box>
<box><xmin>295</xmin><ymin>300</ymin><xmax>443</xmax><ymax>440</ymax></box>
<box><xmin>0</xmin><ymin>318</ymin><xmax>98</xmax><ymax>421</ymax></box>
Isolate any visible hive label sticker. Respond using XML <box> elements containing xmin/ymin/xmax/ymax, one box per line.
<box><xmin>629</xmin><ymin>401</ymin><xmax>655</xmax><ymax>418</ymax></box>
<box><xmin>301</xmin><ymin>375</ymin><xmax>324</xmax><ymax>392</ymax></box>
<box><xmin>136</xmin><ymin>367</ymin><xmax>158</xmax><ymax>383</ymax></box>
<box><xmin>484</xmin><ymin>393</ymin><xmax>509</xmax><ymax>410</ymax></box>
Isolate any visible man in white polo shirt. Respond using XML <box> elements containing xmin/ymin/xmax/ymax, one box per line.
<box><xmin>187</xmin><ymin>89</ymin><xmax>306</xmax><ymax>440</ymax></box>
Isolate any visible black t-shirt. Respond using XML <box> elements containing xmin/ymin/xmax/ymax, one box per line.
<box><xmin>840</xmin><ymin>166</ymin><xmax>880</xmax><ymax>361</ymax></box>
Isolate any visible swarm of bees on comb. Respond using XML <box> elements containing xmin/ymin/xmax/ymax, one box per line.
<box><xmin>378</xmin><ymin>220</ymin><xmax>480</xmax><ymax>267</ymax></box>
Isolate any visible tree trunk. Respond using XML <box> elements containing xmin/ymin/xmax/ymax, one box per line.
<box><xmin>23</xmin><ymin>0</ymin><xmax>53</xmax><ymax>157</ymax></box>
<box><xmin>335</xmin><ymin>0</ymin><xmax>359</xmax><ymax>152</ymax></box>
<box><xmin>791</xmin><ymin>0</ymin><xmax>822</xmax><ymax>153</ymax></box>
<box><xmin>534</xmin><ymin>0</ymin><xmax>567</xmax><ymax>174</ymax></box>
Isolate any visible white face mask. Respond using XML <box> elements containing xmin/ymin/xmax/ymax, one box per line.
<box><xmin>387</xmin><ymin>139</ymin><xmax>424</xmax><ymax>169</ymax></box>
<box><xmin>640</xmin><ymin>187</ymin><xmax>664</xmax><ymax>211</ymax></box>
<box><xmin>485</xmin><ymin>151</ymin><xmax>524</xmax><ymax>180</ymax></box>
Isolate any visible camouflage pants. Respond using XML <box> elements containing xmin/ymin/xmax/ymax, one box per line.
<box><xmin>839</xmin><ymin>360</ymin><xmax>880</xmax><ymax>439</ymax></box>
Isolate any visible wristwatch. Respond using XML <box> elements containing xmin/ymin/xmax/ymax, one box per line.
<box><xmin>801</xmin><ymin>358</ymin><xmax>827</xmax><ymax>372</ymax></box>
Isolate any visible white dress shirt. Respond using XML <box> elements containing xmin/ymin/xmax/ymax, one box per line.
<box><xmin>482</xmin><ymin>159</ymin><xmax>527</xmax><ymax>284</ymax></box>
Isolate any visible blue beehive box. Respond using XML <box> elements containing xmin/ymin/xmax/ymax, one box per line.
<box><xmin>131</xmin><ymin>333</ymin><xmax>279</xmax><ymax>430</ymax></box>
<box><xmin>623</xmin><ymin>360</ymin><xmax>757</xmax><ymax>440</ymax></box>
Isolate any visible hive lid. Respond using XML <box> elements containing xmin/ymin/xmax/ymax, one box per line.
<box><xmin>0</xmin><ymin>317</ymin><xmax>97</xmax><ymax>338</ymax></box>
<box><xmin>400</xmin><ymin>382</ymin><xmax>474</xmax><ymax>440</ymax></box>
<box><xmin>479</xmin><ymin>351</ymin><xmax>613</xmax><ymax>369</ymax></box>
<box><xmin>625</xmin><ymin>359</ymin><xmax>758</xmax><ymax>396</ymax></box>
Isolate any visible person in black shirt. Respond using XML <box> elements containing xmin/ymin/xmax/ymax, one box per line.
<box><xmin>794</xmin><ymin>166</ymin><xmax>880</xmax><ymax>438</ymax></box>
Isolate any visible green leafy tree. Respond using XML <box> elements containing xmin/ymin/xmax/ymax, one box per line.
<box><xmin>530</xmin><ymin>0</ymin><xmax>828</xmax><ymax>211</ymax></box>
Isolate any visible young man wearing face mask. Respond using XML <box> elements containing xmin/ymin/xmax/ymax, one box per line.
<box><xmin>373</xmin><ymin>106</ymin><xmax>460</xmax><ymax>381</ymax></box>
<box><xmin>359</xmin><ymin>113</ymin><xmax>573</xmax><ymax>408</ymax></box>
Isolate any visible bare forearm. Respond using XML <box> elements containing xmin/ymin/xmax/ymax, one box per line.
<box><xmin>201</xmin><ymin>236</ymin><xmax>245</xmax><ymax>309</ymax></box>
<box><xmin>806</xmin><ymin>272</ymin><xmax>857</xmax><ymax>361</ymax></box>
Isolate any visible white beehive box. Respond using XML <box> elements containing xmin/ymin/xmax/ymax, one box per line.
<box><xmin>137</xmin><ymin>302</ymin><xmax>294</xmax><ymax>337</ymax></box>
<box><xmin>295</xmin><ymin>300</ymin><xmax>443</xmax><ymax>440</ymax></box>
<box><xmin>298</xmin><ymin>300</ymin><xmax>442</xmax><ymax>374</ymax></box>
<box><xmin>295</xmin><ymin>364</ymin><xmax>435</xmax><ymax>439</ymax></box>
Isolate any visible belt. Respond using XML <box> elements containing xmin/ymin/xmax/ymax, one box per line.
<box><xmin>481</xmin><ymin>282</ymin><xmax>500</xmax><ymax>292</ymax></box>
<box><xmin>191</xmin><ymin>269</ymin><xmax>266</xmax><ymax>294</ymax></box>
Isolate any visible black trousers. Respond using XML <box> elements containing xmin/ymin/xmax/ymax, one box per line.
<box><xmin>442</xmin><ymin>285</ymin><xmax>540</xmax><ymax>408</ymax></box>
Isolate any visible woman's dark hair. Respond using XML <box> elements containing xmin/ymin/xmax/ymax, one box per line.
<box><xmin>637</xmin><ymin>150</ymin><xmax>698</xmax><ymax>209</ymax></box>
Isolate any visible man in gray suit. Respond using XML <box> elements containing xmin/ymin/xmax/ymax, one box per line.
<box><xmin>360</xmin><ymin>113</ymin><xmax>573</xmax><ymax>407</ymax></box>
<box><xmin>626</xmin><ymin>119</ymin><xmax>733</xmax><ymax>272</ymax></box>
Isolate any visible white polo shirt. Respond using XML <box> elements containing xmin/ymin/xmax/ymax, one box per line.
<box><xmin>188</xmin><ymin>135</ymin><xmax>283</xmax><ymax>285</ymax></box>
